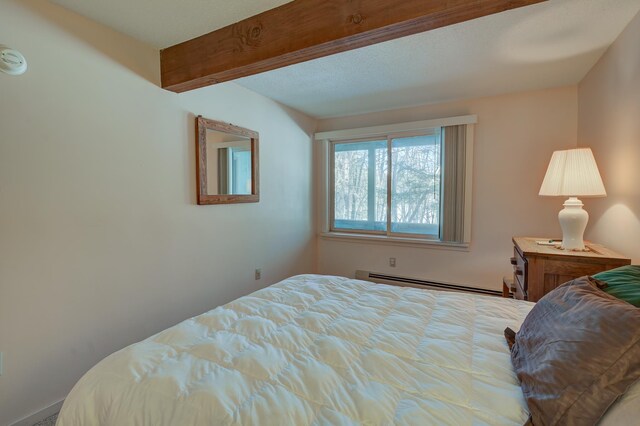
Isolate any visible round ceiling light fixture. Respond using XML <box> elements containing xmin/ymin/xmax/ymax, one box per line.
<box><xmin>0</xmin><ymin>45</ymin><xmax>28</xmax><ymax>76</ymax></box>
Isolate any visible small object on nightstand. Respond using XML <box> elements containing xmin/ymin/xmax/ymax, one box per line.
<box><xmin>536</xmin><ymin>240</ymin><xmax>562</xmax><ymax>246</ymax></box>
<box><xmin>511</xmin><ymin>237</ymin><xmax>630</xmax><ymax>302</ymax></box>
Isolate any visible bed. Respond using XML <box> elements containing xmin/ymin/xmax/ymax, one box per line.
<box><xmin>57</xmin><ymin>274</ymin><xmax>638</xmax><ymax>425</ymax></box>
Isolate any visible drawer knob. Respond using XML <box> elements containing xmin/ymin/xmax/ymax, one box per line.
<box><xmin>510</xmin><ymin>257</ymin><xmax>517</xmax><ymax>266</ymax></box>
<box><xmin>515</xmin><ymin>268</ymin><xmax>523</xmax><ymax>276</ymax></box>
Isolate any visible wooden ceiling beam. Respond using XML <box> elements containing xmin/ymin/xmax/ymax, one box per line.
<box><xmin>160</xmin><ymin>0</ymin><xmax>546</xmax><ymax>93</ymax></box>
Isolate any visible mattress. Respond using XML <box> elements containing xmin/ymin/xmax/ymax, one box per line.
<box><xmin>57</xmin><ymin>274</ymin><xmax>536</xmax><ymax>425</ymax></box>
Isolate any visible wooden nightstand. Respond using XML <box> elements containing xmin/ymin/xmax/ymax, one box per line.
<box><xmin>510</xmin><ymin>237</ymin><xmax>631</xmax><ymax>302</ymax></box>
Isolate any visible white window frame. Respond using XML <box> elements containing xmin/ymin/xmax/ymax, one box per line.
<box><xmin>316</xmin><ymin>115</ymin><xmax>476</xmax><ymax>249</ymax></box>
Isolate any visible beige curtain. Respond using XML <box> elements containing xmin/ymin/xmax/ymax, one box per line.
<box><xmin>441</xmin><ymin>125</ymin><xmax>466</xmax><ymax>242</ymax></box>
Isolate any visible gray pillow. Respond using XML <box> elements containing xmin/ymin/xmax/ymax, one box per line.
<box><xmin>510</xmin><ymin>276</ymin><xmax>640</xmax><ymax>426</ymax></box>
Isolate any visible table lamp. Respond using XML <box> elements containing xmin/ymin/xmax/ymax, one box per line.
<box><xmin>539</xmin><ymin>148</ymin><xmax>606</xmax><ymax>251</ymax></box>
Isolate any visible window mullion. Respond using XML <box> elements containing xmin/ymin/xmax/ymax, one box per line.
<box><xmin>438</xmin><ymin>133</ymin><xmax>445</xmax><ymax>240</ymax></box>
<box><xmin>386</xmin><ymin>137</ymin><xmax>392</xmax><ymax>236</ymax></box>
<box><xmin>367</xmin><ymin>147</ymin><xmax>375</xmax><ymax>227</ymax></box>
<box><xmin>329</xmin><ymin>142</ymin><xmax>336</xmax><ymax>231</ymax></box>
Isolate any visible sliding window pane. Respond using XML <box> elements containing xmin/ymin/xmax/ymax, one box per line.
<box><xmin>333</xmin><ymin>140</ymin><xmax>387</xmax><ymax>231</ymax></box>
<box><xmin>391</xmin><ymin>134</ymin><xmax>441</xmax><ymax>236</ymax></box>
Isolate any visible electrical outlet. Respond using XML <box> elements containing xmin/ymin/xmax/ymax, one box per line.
<box><xmin>255</xmin><ymin>269</ymin><xmax>262</xmax><ymax>280</ymax></box>
<box><xmin>389</xmin><ymin>257</ymin><xmax>396</xmax><ymax>267</ymax></box>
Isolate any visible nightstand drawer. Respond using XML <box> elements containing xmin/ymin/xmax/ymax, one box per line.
<box><xmin>514</xmin><ymin>274</ymin><xmax>527</xmax><ymax>300</ymax></box>
<box><xmin>514</xmin><ymin>250</ymin><xmax>527</xmax><ymax>278</ymax></box>
<box><xmin>512</xmin><ymin>247</ymin><xmax>528</xmax><ymax>296</ymax></box>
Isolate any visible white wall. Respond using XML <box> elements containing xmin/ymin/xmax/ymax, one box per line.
<box><xmin>0</xmin><ymin>1</ymin><xmax>316</xmax><ymax>424</ymax></box>
<box><xmin>316</xmin><ymin>87</ymin><xmax>578</xmax><ymax>289</ymax></box>
<box><xmin>578</xmin><ymin>11</ymin><xmax>640</xmax><ymax>263</ymax></box>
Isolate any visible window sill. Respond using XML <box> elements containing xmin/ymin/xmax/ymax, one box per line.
<box><xmin>319</xmin><ymin>232</ymin><xmax>470</xmax><ymax>251</ymax></box>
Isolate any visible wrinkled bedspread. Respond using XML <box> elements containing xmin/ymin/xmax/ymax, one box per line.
<box><xmin>58</xmin><ymin>274</ymin><xmax>535</xmax><ymax>425</ymax></box>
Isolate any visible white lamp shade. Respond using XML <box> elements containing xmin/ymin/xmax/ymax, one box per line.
<box><xmin>539</xmin><ymin>148</ymin><xmax>606</xmax><ymax>197</ymax></box>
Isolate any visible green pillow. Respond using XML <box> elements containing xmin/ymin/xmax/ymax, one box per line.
<box><xmin>593</xmin><ymin>265</ymin><xmax>640</xmax><ymax>307</ymax></box>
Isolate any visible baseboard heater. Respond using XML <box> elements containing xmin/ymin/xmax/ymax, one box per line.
<box><xmin>355</xmin><ymin>270</ymin><xmax>502</xmax><ymax>297</ymax></box>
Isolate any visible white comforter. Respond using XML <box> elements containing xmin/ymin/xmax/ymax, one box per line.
<box><xmin>58</xmin><ymin>275</ymin><xmax>535</xmax><ymax>425</ymax></box>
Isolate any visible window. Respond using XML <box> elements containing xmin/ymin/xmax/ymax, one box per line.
<box><xmin>319</xmin><ymin>116</ymin><xmax>475</xmax><ymax>245</ymax></box>
<box><xmin>332</xmin><ymin>132</ymin><xmax>441</xmax><ymax>237</ymax></box>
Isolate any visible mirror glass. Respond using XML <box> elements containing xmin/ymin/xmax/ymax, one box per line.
<box><xmin>206</xmin><ymin>129</ymin><xmax>252</xmax><ymax>195</ymax></box>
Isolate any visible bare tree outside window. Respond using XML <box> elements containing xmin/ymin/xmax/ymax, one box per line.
<box><xmin>333</xmin><ymin>133</ymin><xmax>440</xmax><ymax>237</ymax></box>
<box><xmin>334</xmin><ymin>149</ymin><xmax>369</xmax><ymax>222</ymax></box>
<box><xmin>391</xmin><ymin>135</ymin><xmax>440</xmax><ymax>235</ymax></box>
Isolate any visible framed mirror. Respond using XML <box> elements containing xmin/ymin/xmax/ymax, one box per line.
<box><xmin>196</xmin><ymin>116</ymin><xmax>259</xmax><ymax>205</ymax></box>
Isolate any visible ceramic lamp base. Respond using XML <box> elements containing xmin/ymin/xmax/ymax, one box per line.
<box><xmin>558</xmin><ymin>197</ymin><xmax>589</xmax><ymax>251</ymax></box>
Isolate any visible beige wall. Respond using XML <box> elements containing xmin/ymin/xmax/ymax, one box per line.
<box><xmin>0</xmin><ymin>1</ymin><xmax>316</xmax><ymax>424</ymax></box>
<box><xmin>578</xmin><ymin>11</ymin><xmax>640</xmax><ymax>263</ymax></box>
<box><xmin>316</xmin><ymin>87</ymin><xmax>579</xmax><ymax>289</ymax></box>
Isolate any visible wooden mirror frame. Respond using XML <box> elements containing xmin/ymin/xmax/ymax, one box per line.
<box><xmin>196</xmin><ymin>116</ymin><xmax>260</xmax><ymax>205</ymax></box>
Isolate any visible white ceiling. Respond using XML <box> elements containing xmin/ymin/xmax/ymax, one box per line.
<box><xmin>51</xmin><ymin>0</ymin><xmax>294</xmax><ymax>48</ymax></box>
<box><xmin>238</xmin><ymin>0</ymin><xmax>640</xmax><ymax>117</ymax></box>
<box><xmin>51</xmin><ymin>0</ymin><xmax>640</xmax><ymax>118</ymax></box>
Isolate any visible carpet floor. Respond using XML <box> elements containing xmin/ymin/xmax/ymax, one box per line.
<box><xmin>33</xmin><ymin>413</ymin><xmax>58</xmax><ymax>426</ymax></box>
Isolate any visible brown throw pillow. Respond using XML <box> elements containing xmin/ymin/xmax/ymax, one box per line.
<box><xmin>510</xmin><ymin>276</ymin><xmax>640</xmax><ymax>426</ymax></box>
